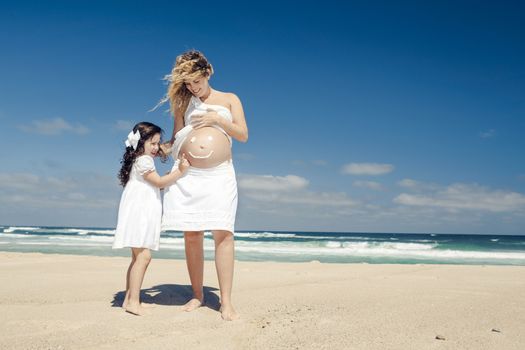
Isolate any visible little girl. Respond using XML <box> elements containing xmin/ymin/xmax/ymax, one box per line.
<box><xmin>113</xmin><ymin>121</ymin><xmax>189</xmax><ymax>316</ymax></box>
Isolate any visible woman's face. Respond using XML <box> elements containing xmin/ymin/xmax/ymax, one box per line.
<box><xmin>185</xmin><ymin>75</ymin><xmax>209</xmax><ymax>98</ymax></box>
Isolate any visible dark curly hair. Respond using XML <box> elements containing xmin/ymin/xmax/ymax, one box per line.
<box><xmin>118</xmin><ymin>122</ymin><xmax>167</xmax><ymax>186</ymax></box>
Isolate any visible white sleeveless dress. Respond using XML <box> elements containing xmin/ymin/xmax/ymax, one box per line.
<box><xmin>161</xmin><ymin>96</ymin><xmax>238</xmax><ymax>234</ymax></box>
<box><xmin>113</xmin><ymin>155</ymin><xmax>162</xmax><ymax>250</ymax></box>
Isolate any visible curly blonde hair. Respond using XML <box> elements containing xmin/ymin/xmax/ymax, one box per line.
<box><xmin>155</xmin><ymin>50</ymin><xmax>213</xmax><ymax>117</ymax></box>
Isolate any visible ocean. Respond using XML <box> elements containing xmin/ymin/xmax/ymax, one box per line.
<box><xmin>1</xmin><ymin>225</ymin><xmax>524</xmax><ymax>265</ymax></box>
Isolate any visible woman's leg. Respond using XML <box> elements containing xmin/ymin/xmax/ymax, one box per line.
<box><xmin>213</xmin><ymin>230</ymin><xmax>239</xmax><ymax>321</ymax></box>
<box><xmin>125</xmin><ymin>248</ymin><xmax>152</xmax><ymax>316</ymax></box>
<box><xmin>183</xmin><ymin>231</ymin><xmax>204</xmax><ymax>311</ymax></box>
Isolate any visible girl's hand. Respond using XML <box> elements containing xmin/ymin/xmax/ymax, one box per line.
<box><xmin>178</xmin><ymin>153</ymin><xmax>190</xmax><ymax>173</ymax></box>
<box><xmin>191</xmin><ymin>108</ymin><xmax>221</xmax><ymax>129</ymax></box>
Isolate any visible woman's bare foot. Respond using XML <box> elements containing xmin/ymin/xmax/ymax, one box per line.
<box><xmin>121</xmin><ymin>292</ymin><xmax>130</xmax><ymax>309</ymax></box>
<box><xmin>182</xmin><ymin>298</ymin><xmax>203</xmax><ymax>312</ymax></box>
<box><xmin>125</xmin><ymin>303</ymin><xmax>148</xmax><ymax>316</ymax></box>
<box><xmin>219</xmin><ymin>304</ymin><xmax>239</xmax><ymax>321</ymax></box>
<box><xmin>140</xmin><ymin>302</ymin><xmax>155</xmax><ymax>308</ymax></box>
<box><xmin>122</xmin><ymin>301</ymin><xmax>155</xmax><ymax>309</ymax></box>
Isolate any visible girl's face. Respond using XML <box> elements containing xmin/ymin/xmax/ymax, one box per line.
<box><xmin>143</xmin><ymin>133</ymin><xmax>161</xmax><ymax>157</ymax></box>
<box><xmin>185</xmin><ymin>75</ymin><xmax>209</xmax><ymax>98</ymax></box>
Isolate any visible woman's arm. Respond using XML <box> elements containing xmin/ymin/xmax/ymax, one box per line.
<box><xmin>221</xmin><ymin>93</ymin><xmax>248</xmax><ymax>143</ymax></box>
<box><xmin>161</xmin><ymin>107</ymin><xmax>185</xmax><ymax>155</ymax></box>
<box><xmin>170</xmin><ymin>107</ymin><xmax>185</xmax><ymax>144</ymax></box>
<box><xmin>191</xmin><ymin>93</ymin><xmax>249</xmax><ymax>143</ymax></box>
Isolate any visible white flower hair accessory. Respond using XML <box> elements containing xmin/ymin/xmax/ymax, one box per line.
<box><xmin>125</xmin><ymin>130</ymin><xmax>141</xmax><ymax>150</ymax></box>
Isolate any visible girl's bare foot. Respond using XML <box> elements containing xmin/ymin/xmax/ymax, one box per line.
<box><xmin>182</xmin><ymin>298</ymin><xmax>203</xmax><ymax>312</ymax></box>
<box><xmin>219</xmin><ymin>304</ymin><xmax>239</xmax><ymax>321</ymax></box>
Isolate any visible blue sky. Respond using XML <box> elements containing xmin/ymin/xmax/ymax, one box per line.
<box><xmin>1</xmin><ymin>1</ymin><xmax>524</xmax><ymax>234</ymax></box>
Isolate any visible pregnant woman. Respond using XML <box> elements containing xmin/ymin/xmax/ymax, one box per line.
<box><xmin>160</xmin><ymin>50</ymin><xmax>248</xmax><ymax>321</ymax></box>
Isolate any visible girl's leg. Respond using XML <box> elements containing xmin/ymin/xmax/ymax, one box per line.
<box><xmin>125</xmin><ymin>248</ymin><xmax>152</xmax><ymax>316</ymax></box>
<box><xmin>182</xmin><ymin>231</ymin><xmax>204</xmax><ymax>311</ymax></box>
<box><xmin>212</xmin><ymin>230</ymin><xmax>239</xmax><ymax>321</ymax></box>
<box><xmin>122</xmin><ymin>249</ymin><xmax>137</xmax><ymax>308</ymax></box>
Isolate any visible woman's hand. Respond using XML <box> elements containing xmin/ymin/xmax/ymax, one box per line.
<box><xmin>159</xmin><ymin>141</ymin><xmax>173</xmax><ymax>156</ymax></box>
<box><xmin>178</xmin><ymin>153</ymin><xmax>190</xmax><ymax>173</ymax></box>
<box><xmin>191</xmin><ymin>108</ymin><xmax>221</xmax><ymax>129</ymax></box>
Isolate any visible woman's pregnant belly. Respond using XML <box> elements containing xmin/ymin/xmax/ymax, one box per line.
<box><xmin>180</xmin><ymin>127</ymin><xmax>231</xmax><ymax>168</ymax></box>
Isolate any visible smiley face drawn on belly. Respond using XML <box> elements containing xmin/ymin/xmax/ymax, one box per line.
<box><xmin>180</xmin><ymin>127</ymin><xmax>231</xmax><ymax>168</ymax></box>
<box><xmin>187</xmin><ymin>136</ymin><xmax>215</xmax><ymax>159</ymax></box>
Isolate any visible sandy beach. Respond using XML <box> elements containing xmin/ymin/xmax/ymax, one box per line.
<box><xmin>0</xmin><ymin>252</ymin><xmax>524</xmax><ymax>350</ymax></box>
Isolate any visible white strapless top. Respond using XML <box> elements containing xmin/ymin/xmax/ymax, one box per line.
<box><xmin>185</xmin><ymin>95</ymin><xmax>233</xmax><ymax>126</ymax></box>
<box><xmin>172</xmin><ymin>96</ymin><xmax>233</xmax><ymax>159</ymax></box>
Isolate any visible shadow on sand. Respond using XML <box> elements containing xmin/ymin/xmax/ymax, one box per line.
<box><xmin>111</xmin><ymin>284</ymin><xmax>221</xmax><ymax>311</ymax></box>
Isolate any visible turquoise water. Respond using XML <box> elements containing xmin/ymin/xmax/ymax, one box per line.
<box><xmin>1</xmin><ymin>225</ymin><xmax>524</xmax><ymax>265</ymax></box>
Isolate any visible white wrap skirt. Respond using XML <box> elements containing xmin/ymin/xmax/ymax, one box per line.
<box><xmin>161</xmin><ymin>160</ymin><xmax>238</xmax><ymax>233</ymax></box>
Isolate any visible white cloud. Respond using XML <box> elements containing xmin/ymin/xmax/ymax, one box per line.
<box><xmin>0</xmin><ymin>173</ymin><xmax>40</xmax><ymax>190</ymax></box>
<box><xmin>18</xmin><ymin>117</ymin><xmax>89</xmax><ymax>135</ymax></box>
<box><xmin>238</xmin><ymin>174</ymin><xmax>309</xmax><ymax>192</ymax></box>
<box><xmin>397</xmin><ymin>178</ymin><xmax>441</xmax><ymax>192</ymax></box>
<box><xmin>398</xmin><ymin>179</ymin><xmax>419</xmax><ymax>188</ymax></box>
<box><xmin>311</xmin><ymin>160</ymin><xmax>328</xmax><ymax>166</ymax></box>
<box><xmin>235</xmin><ymin>153</ymin><xmax>255</xmax><ymax>161</ymax></box>
<box><xmin>0</xmin><ymin>172</ymin><xmax>119</xmax><ymax>210</ymax></box>
<box><xmin>479</xmin><ymin>129</ymin><xmax>496</xmax><ymax>138</ymax></box>
<box><xmin>292</xmin><ymin>160</ymin><xmax>306</xmax><ymax>166</ymax></box>
<box><xmin>115</xmin><ymin>120</ymin><xmax>135</xmax><ymax>131</ymax></box>
<box><xmin>243</xmin><ymin>190</ymin><xmax>357</xmax><ymax>207</ymax></box>
<box><xmin>353</xmin><ymin>180</ymin><xmax>383</xmax><ymax>191</ymax></box>
<box><xmin>394</xmin><ymin>183</ymin><xmax>525</xmax><ymax>213</ymax></box>
<box><xmin>342</xmin><ymin>163</ymin><xmax>394</xmax><ymax>175</ymax></box>
<box><xmin>292</xmin><ymin>160</ymin><xmax>328</xmax><ymax>167</ymax></box>
<box><xmin>238</xmin><ymin>173</ymin><xmax>357</xmax><ymax>209</ymax></box>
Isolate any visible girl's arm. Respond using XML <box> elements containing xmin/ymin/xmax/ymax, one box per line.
<box><xmin>191</xmin><ymin>93</ymin><xmax>249</xmax><ymax>143</ymax></box>
<box><xmin>143</xmin><ymin>169</ymin><xmax>183</xmax><ymax>188</ymax></box>
<box><xmin>143</xmin><ymin>155</ymin><xmax>189</xmax><ymax>188</ymax></box>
